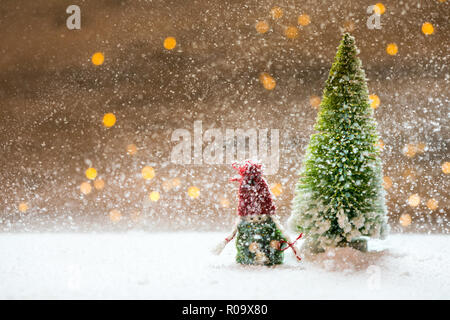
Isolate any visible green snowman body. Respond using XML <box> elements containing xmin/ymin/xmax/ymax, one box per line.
<box><xmin>236</xmin><ymin>215</ymin><xmax>287</xmax><ymax>266</ymax></box>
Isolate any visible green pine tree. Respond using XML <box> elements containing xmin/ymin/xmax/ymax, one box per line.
<box><xmin>289</xmin><ymin>33</ymin><xmax>389</xmax><ymax>253</ymax></box>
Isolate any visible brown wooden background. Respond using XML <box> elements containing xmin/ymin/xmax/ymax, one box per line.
<box><xmin>0</xmin><ymin>0</ymin><xmax>448</xmax><ymax>232</ymax></box>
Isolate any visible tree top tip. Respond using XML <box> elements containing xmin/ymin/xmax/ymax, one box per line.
<box><xmin>342</xmin><ymin>32</ymin><xmax>355</xmax><ymax>41</ymax></box>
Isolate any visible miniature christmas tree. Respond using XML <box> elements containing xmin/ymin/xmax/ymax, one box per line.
<box><xmin>288</xmin><ymin>33</ymin><xmax>389</xmax><ymax>253</ymax></box>
<box><xmin>214</xmin><ymin>161</ymin><xmax>301</xmax><ymax>265</ymax></box>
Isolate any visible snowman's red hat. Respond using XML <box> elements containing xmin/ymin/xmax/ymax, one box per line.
<box><xmin>231</xmin><ymin>160</ymin><xmax>276</xmax><ymax>216</ymax></box>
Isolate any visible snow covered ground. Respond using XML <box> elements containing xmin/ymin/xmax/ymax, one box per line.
<box><xmin>0</xmin><ymin>232</ymin><xmax>448</xmax><ymax>299</ymax></box>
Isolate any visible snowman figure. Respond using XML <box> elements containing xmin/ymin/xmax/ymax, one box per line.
<box><xmin>213</xmin><ymin>160</ymin><xmax>301</xmax><ymax>265</ymax></box>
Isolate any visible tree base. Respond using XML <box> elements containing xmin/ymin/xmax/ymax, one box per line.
<box><xmin>347</xmin><ymin>238</ymin><xmax>368</xmax><ymax>252</ymax></box>
<box><xmin>305</xmin><ymin>238</ymin><xmax>368</xmax><ymax>254</ymax></box>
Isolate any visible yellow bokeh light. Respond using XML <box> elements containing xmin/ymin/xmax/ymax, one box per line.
<box><xmin>374</xmin><ymin>3</ymin><xmax>386</xmax><ymax>14</ymax></box>
<box><xmin>403</xmin><ymin>143</ymin><xmax>417</xmax><ymax>158</ymax></box>
<box><xmin>220</xmin><ymin>197</ymin><xmax>230</xmax><ymax>208</ymax></box>
<box><xmin>369</xmin><ymin>94</ymin><xmax>380</xmax><ymax>109</ymax></box>
<box><xmin>270</xmin><ymin>6</ymin><xmax>283</xmax><ymax>19</ymax></box>
<box><xmin>85</xmin><ymin>167</ymin><xmax>97</xmax><ymax>180</ymax></box>
<box><xmin>399</xmin><ymin>214</ymin><xmax>412</xmax><ymax>227</ymax></box>
<box><xmin>408</xmin><ymin>194</ymin><xmax>421</xmax><ymax>207</ymax></box>
<box><xmin>94</xmin><ymin>178</ymin><xmax>105</xmax><ymax>190</ymax></box>
<box><xmin>382</xmin><ymin>176</ymin><xmax>392</xmax><ymax>190</ymax></box>
<box><xmin>298</xmin><ymin>14</ymin><xmax>311</xmax><ymax>26</ymax></box>
<box><xmin>375</xmin><ymin>139</ymin><xmax>385</xmax><ymax>151</ymax></box>
<box><xmin>386</xmin><ymin>43</ymin><xmax>398</xmax><ymax>55</ymax></box>
<box><xmin>259</xmin><ymin>72</ymin><xmax>276</xmax><ymax>90</ymax></box>
<box><xmin>270</xmin><ymin>183</ymin><xmax>283</xmax><ymax>197</ymax></box>
<box><xmin>442</xmin><ymin>161</ymin><xmax>450</xmax><ymax>174</ymax></box>
<box><xmin>80</xmin><ymin>182</ymin><xmax>92</xmax><ymax>195</ymax></box>
<box><xmin>422</xmin><ymin>22</ymin><xmax>434</xmax><ymax>35</ymax></box>
<box><xmin>109</xmin><ymin>209</ymin><xmax>122</xmax><ymax>223</ymax></box>
<box><xmin>188</xmin><ymin>186</ymin><xmax>200</xmax><ymax>199</ymax></box>
<box><xmin>18</xmin><ymin>202</ymin><xmax>28</xmax><ymax>213</ymax></box>
<box><xmin>164</xmin><ymin>37</ymin><xmax>177</xmax><ymax>50</ymax></box>
<box><xmin>126</xmin><ymin>144</ymin><xmax>137</xmax><ymax>155</ymax></box>
<box><xmin>284</xmin><ymin>26</ymin><xmax>299</xmax><ymax>39</ymax></box>
<box><xmin>149</xmin><ymin>191</ymin><xmax>160</xmax><ymax>202</ymax></box>
<box><xmin>91</xmin><ymin>52</ymin><xmax>104</xmax><ymax>66</ymax></box>
<box><xmin>141</xmin><ymin>166</ymin><xmax>155</xmax><ymax>180</ymax></box>
<box><xmin>426</xmin><ymin>199</ymin><xmax>438</xmax><ymax>211</ymax></box>
<box><xmin>255</xmin><ymin>21</ymin><xmax>269</xmax><ymax>34</ymax></box>
<box><xmin>103</xmin><ymin>113</ymin><xmax>116</xmax><ymax>128</ymax></box>
<box><xmin>309</xmin><ymin>95</ymin><xmax>321</xmax><ymax>108</ymax></box>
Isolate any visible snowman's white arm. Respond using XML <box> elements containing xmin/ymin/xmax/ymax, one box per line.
<box><xmin>212</xmin><ymin>218</ymin><xmax>239</xmax><ymax>255</ymax></box>
<box><xmin>225</xmin><ymin>225</ymin><xmax>238</xmax><ymax>243</ymax></box>
<box><xmin>272</xmin><ymin>215</ymin><xmax>302</xmax><ymax>262</ymax></box>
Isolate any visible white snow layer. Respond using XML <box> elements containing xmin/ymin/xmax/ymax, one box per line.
<box><xmin>0</xmin><ymin>232</ymin><xmax>448</xmax><ymax>299</ymax></box>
